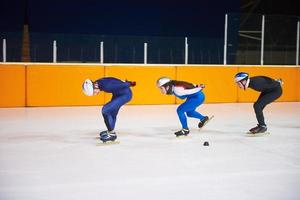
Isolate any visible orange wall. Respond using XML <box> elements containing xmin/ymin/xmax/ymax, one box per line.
<box><xmin>26</xmin><ymin>65</ymin><xmax>105</xmax><ymax>106</ymax></box>
<box><xmin>298</xmin><ymin>68</ymin><xmax>300</xmax><ymax>101</ymax></box>
<box><xmin>105</xmin><ymin>66</ymin><xmax>176</xmax><ymax>104</ymax></box>
<box><xmin>0</xmin><ymin>63</ymin><xmax>299</xmax><ymax>107</ymax></box>
<box><xmin>176</xmin><ymin>66</ymin><xmax>238</xmax><ymax>104</ymax></box>
<box><xmin>237</xmin><ymin>67</ymin><xmax>298</xmax><ymax>102</ymax></box>
<box><xmin>0</xmin><ymin>64</ymin><xmax>26</xmax><ymax>107</ymax></box>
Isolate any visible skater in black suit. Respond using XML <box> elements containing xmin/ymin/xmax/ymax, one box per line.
<box><xmin>234</xmin><ymin>72</ymin><xmax>283</xmax><ymax>134</ymax></box>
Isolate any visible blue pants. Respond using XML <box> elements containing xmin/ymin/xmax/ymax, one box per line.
<box><xmin>177</xmin><ymin>91</ymin><xmax>205</xmax><ymax>129</ymax></box>
<box><xmin>102</xmin><ymin>90</ymin><xmax>132</xmax><ymax>131</ymax></box>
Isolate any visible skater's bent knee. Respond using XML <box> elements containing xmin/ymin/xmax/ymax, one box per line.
<box><xmin>253</xmin><ymin>102</ymin><xmax>265</xmax><ymax>112</ymax></box>
<box><xmin>186</xmin><ymin>111</ymin><xmax>194</xmax><ymax>117</ymax></box>
<box><xmin>176</xmin><ymin>107</ymin><xmax>185</xmax><ymax>115</ymax></box>
<box><xmin>102</xmin><ymin>107</ymin><xmax>112</xmax><ymax>115</ymax></box>
<box><xmin>253</xmin><ymin>102</ymin><xmax>259</xmax><ymax>109</ymax></box>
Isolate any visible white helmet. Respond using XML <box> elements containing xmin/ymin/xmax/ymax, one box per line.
<box><xmin>82</xmin><ymin>79</ymin><xmax>94</xmax><ymax>96</ymax></box>
<box><xmin>157</xmin><ymin>77</ymin><xmax>171</xmax><ymax>87</ymax></box>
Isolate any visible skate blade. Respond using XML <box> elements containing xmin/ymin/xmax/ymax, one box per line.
<box><xmin>246</xmin><ymin>132</ymin><xmax>270</xmax><ymax>137</ymax></box>
<box><xmin>96</xmin><ymin>141</ymin><xmax>120</xmax><ymax>146</ymax></box>
<box><xmin>175</xmin><ymin>135</ymin><xmax>190</xmax><ymax>139</ymax></box>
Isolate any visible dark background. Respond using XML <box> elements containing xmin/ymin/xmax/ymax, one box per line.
<box><xmin>1</xmin><ymin>0</ymin><xmax>299</xmax><ymax>36</ymax></box>
<box><xmin>0</xmin><ymin>0</ymin><xmax>299</xmax><ymax>63</ymax></box>
<box><xmin>1</xmin><ymin>0</ymin><xmax>241</xmax><ymax>37</ymax></box>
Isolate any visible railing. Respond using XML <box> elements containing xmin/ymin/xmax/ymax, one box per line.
<box><xmin>227</xmin><ymin>13</ymin><xmax>300</xmax><ymax>65</ymax></box>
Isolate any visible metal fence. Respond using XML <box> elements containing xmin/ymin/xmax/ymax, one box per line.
<box><xmin>227</xmin><ymin>13</ymin><xmax>300</xmax><ymax>65</ymax></box>
<box><xmin>1</xmin><ymin>14</ymin><xmax>299</xmax><ymax>65</ymax></box>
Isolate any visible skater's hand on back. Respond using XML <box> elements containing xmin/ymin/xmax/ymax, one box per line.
<box><xmin>198</xmin><ymin>84</ymin><xmax>205</xmax><ymax>89</ymax></box>
<box><xmin>125</xmin><ymin>80</ymin><xmax>136</xmax><ymax>87</ymax></box>
<box><xmin>276</xmin><ymin>78</ymin><xmax>283</xmax><ymax>86</ymax></box>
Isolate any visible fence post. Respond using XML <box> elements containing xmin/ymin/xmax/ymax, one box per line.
<box><xmin>260</xmin><ymin>15</ymin><xmax>265</xmax><ymax>65</ymax></box>
<box><xmin>223</xmin><ymin>14</ymin><xmax>228</xmax><ymax>65</ymax></box>
<box><xmin>144</xmin><ymin>43</ymin><xmax>147</xmax><ymax>64</ymax></box>
<box><xmin>100</xmin><ymin>41</ymin><xmax>104</xmax><ymax>64</ymax></box>
<box><xmin>185</xmin><ymin>37</ymin><xmax>188</xmax><ymax>64</ymax></box>
<box><xmin>53</xmin><ymin>40</ymin><xmax>57</xmax><ymax>63</ymax></box>
<box><xmin>296</xmin><ymin>21</ymin><xmax>299</xmax><ymax>66</ymax></box>
<box><xmin>2</xmin><ymin>39</ymin><xmax>6</xmax><ymax>62</ymax></box>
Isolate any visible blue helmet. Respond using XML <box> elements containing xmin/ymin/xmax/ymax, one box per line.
<box><xmin>234</xmin><ymin>72</ymin><xmax>249</xmax><ymax>83</ymax></box>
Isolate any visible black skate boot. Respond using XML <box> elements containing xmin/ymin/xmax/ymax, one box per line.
<box><xmin>249</xmin><ymin>125</ymin><xmax>267</xmax><ymax>134</ymax></box>
<box><xmin>99</xmin><ymin>130</ymin><xmax>109</xmax><ymax>138</ymax></box>
<box><xmin>198</xmin><ymin>116</ymin><xmax>209</xmax><ymax>128</ymax></box>
<box><xmin>174</xmin><ymin>129</ymin><xmax>190</xmax><ymax>137</ymax></box>
<box><xmin>100</xmin><ymin>131</ymin><xmax>117</xmax><ymax>143</ymax></box>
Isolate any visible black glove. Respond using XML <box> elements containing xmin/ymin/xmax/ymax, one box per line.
<box><xmin>195</xmin><ymin>84</ymin><xmax>205</xmax><ymax>89</ymax></box>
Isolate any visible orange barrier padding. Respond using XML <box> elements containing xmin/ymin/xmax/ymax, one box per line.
<box><xmin>105</xmin><ymin>66</ymin><xmax>176</xmax><ymax>104</ymax></box>
<box><xmin>237</xmin><ymin>67</ymin><xmax>298</xmax><ymax>102</ymax></box>
<box><xmin>298</xmin><ymin>68</ymin><xmax>300</xmax><ymax>101</ymax></box>
<box><xmin>176</xmin><ymin>66</ymin><xmax>239</xmax><ymax>104</ymax></box>
<box><xmin>26</xmin><ymin>65</ymin><xmax>105</xmax><ymax>106</ymax></box>
<box><xmin>0</xmin><ymin>64</ymin><xmax>26</xmax><ymax>107</ymax></box>
<box><xmin>0</xmin><ymin>64</ymin><xmax>299</xmax><ymax>107</ymax></box>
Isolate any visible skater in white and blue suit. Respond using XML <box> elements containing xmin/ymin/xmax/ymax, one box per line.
<box><xmin>157</xmin><ymin>77</ymin><xmax>209</xmax><ymax>137</ymax></box>
<box><xmin>82</xmin><ymin>77</ymin><xmax>135</xmax><ymax>142</ymax></box>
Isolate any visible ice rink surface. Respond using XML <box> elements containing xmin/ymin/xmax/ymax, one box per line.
<box><xmin>0</xmin><ymin>102</ymin><xmax>300</xmax><ymax>200</ymax></box>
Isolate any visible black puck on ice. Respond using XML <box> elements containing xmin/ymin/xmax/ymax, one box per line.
<box><xmin>203</xmin><ymin>141</ymin><xmax>209</xmax><ymax>146</ymax></box>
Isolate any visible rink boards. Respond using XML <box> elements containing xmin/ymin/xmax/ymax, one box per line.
<box><xmin>0</xmin><ymin>63</ymin><xmax>299</xmax><ymax>107</ymax></box>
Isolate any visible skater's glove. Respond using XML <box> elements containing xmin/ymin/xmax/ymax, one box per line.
<box><xmin>125</xmin><ymin>80</ymin><xmax>136</xmax><ymax>87</ymax></box>
<box><xmin>276</xmin><ymin>78</ymin><xmax>283</xmax><ymax>86</ymax></box>
<box><xmin>197</xmin><ymin>84</ymin><xmax>205</xmax><ymax>89</ymax></box>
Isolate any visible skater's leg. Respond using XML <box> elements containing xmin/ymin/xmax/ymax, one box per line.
<box><xmin>185</xmin><ymin>92</ymin><xmax>206</xmax><ymax>120</ymax></box>
<box><xmin>177</xmin><ymin>104</ymin><xmax>188</xmax><ymax>129</ymax></box>
<box><xmin>186</xmin><ymin>110</ymin><xmax>205</xmax><ymax>120</ymax></box>
<box><xmin>102</xmin><ymin>92</ymin><xmax>132</xmax><ymax>131</ymax></box>
<box><xmin>102</xmin><ymin>106</ymin><xmax>116</xmax><ymax>131</ymax></box>
<box><xmin>109</xmin><ymin>109</ymin><xmax>119</xmax><ymax>131</ymax></box>
<box><xmin>253</xmin><ymin>88</ymin><xmax>282</xmax><ymax>126</ymax></box>
<box><xmin>177</xmin><ymin>93</ymin><xmax>205</xmax><ymax>129</ymax></box>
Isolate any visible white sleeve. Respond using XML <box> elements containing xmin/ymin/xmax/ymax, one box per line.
<box><xmin>173</xmin><ymin>86</ymin><xmax>201</xmax><ymax>96</ymax></box>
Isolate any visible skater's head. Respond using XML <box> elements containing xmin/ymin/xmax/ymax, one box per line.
<box><xmin>234</xmin><ymin>72</ymin><xmax>249</xmax><ymax>90</ymax></box>
<box><xmin>157</xmin><ymin>77</ymin><xmax>171</xmax><ymax>94</ymax></box>
<box><xmin>82</xmin><ymin>79</ymin><xmax>101</xmax><ymax>96</ymax></box>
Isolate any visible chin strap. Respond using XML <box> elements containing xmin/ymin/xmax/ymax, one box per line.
<box><xmin>238</xmin><ymin>78</ymin><xmax>250</xmax><ymax>90</ymax></box>
<box><xmin>244</xmin><ymin>78</ymin><xmax>250</xmax><ymax>90</ymax></box>
<box><xmin>165</xmin><ymin>85</ymin><xmax>173</xmax><ymax>95</ymax></box>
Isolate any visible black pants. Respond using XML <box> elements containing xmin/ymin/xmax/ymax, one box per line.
<box><xmin>253</xmin><ymin>86</ymin><xmax>282</xmax><ymax>126</ymax></box>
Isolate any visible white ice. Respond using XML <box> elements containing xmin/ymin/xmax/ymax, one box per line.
<box><xmin>0</xmin><ymin>103</ymin><xmax>300</xmax><ymax>200</ymax></box>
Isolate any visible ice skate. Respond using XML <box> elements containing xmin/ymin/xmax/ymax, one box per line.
<box><xmin>246</xmin><ymin>125</ymin><xmax>270</xmax><ymax>137</ymax></box>
<box><xmin>99</xmin><ymin>130</ymin><xmax>109</xmax><ymax>138</ymax></box>
<box><xmin>99</xmin><ymin>131</ymin><xmax>118</xmax><ymax>143</ymax></box>
<box><xmin>174</xmin><ymin>128</ymin><xmax>190</xmax><ymax>137</ymax></box>
<box><xmin>198</xmin><ymin>115</ymin><xmax>214</xmax><ymax>129</ymax></box>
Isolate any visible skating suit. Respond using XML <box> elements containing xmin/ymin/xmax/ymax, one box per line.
<box><xmin>95</xmin><ymin>77</ymin><xmax>132</xmax><ymax>131</ymax></box>
<box><xmin>171</xmin><ymin>81</ymin><xmax>206</xmax><ymax>129</ymax></box>
<box><xmin>248</xmin><ymin>76</ymin><xmax>282</xmax><ymax>126</ymax></box>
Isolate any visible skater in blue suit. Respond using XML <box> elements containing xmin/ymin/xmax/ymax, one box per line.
<box><xmin>157</xmin><ymin>77</ymin><xmax>209</xmax><ymax>137</ymax></box>
<box><xmin>82</xmin><ymin>77</ymin><xmax>135</xmax><ymax>142</ymax></box>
